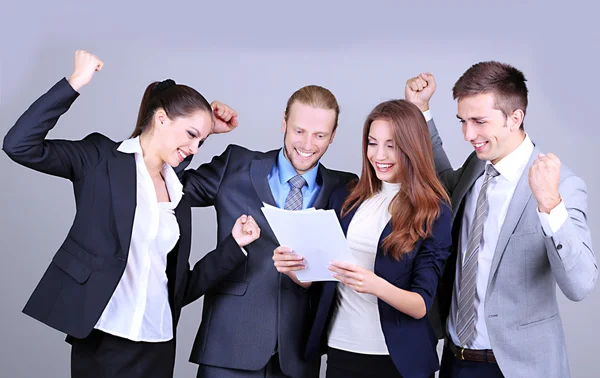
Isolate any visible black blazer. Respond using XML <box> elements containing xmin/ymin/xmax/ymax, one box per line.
<box><xmin>181</xmin><ymin>145</ymin><xmax>357</xmax><ymax>377</ymax></box>
<box><xmin>305</xmin><ymin>185</ymin><xmax>452</xmax><ymax>378</ymax></box>
<box><xmin>2</xmin><ymin>78</ymin><xmax>247</xmax><ymax>339</ymax></box>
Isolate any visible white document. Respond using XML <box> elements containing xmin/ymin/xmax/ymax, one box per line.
<box><xmin>261</xmin><ymin>203</ymin><xmax>356</xmax><ymax>282</ymax></box>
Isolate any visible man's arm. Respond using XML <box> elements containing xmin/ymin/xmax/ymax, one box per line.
<box><xmin>405</xmin><ymin>73</ymin><xmax>462</xmax><ymax>195</ymax></box>
<box><xmin>529</xmin><ymin>154</ymin><xmax>598</xmax><ymax>300</ymax></box>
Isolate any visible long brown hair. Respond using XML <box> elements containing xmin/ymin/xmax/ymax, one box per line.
<box><xmin>341</xmin><ymin>100</ymin><xmax>450</xmax><ymax>259</ymax></box>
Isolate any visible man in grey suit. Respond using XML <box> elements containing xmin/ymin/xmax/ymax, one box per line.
<box><xmin>405</xmin><ymin>62</ymin><xmax>597</xmax><ymax>377</ymax></box>
<box><xmin>181</xmin><ymin>85</ymin><xmax>357</xmax><ymax>378</ymax></box>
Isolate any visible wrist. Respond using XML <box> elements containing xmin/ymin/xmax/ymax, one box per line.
<box><xmin>538</xmin><ymin>195</ymin><xmax>561</xmax><ymax>214</ymax></box>
<box><xmin>67</xmin><ymin>74</ymin><xmax>86</xmax><ymax>92</ymax></box>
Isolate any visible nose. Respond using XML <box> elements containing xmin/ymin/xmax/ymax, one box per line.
<box><xmin>189</xmin><ymin>141</ymin><xmax>199</xmax><ymax>155</ymax></box>
<box><xmin>463</xmin><ymin>122</ymin><xmax>477</xmax><ymax>142</ymax></box>
<box><xmin>375</xmin><ymin>145</ymin><xmax>387</xmax><ymax>161</ymax></box>
<box><xmin>301</xmin><ymin>134</ymin><xmax>312</xmax><ymax>150</ymax></box>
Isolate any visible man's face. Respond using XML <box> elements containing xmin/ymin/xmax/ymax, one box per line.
<box><xmin>281</xmin><ymin>102</ymin><xmax>337</xmax><ymax>175</ymax></box>
<box><xmin>457</xmin><ymin>92</ymin><xmax>524</xmax><ymax>164</ymax></box>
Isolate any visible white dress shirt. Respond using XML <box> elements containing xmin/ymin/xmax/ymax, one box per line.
<box><xmin>328</xmin><ymin>181</ymin><xmax>400</xmax><ymax>355</ymax></box>
<box><xmin>95</xmin><ymin>137</ymin><xmax>182</xmax><ymax>342</ymax></box>
<box><xmin>443</xmin><ymin>133</ymin><xmax>568</xmax><ymax>349</ymax></box>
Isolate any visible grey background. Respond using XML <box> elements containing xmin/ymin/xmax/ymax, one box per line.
<box><xmin>1</xmin><ymin>1</ymin><xmax>598</xmax><ymax>377</ymax></box>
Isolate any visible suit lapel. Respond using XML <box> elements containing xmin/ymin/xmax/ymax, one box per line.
<box><xmin>451</xmin><ymin>157</ymin><xmax>486</xmax><ymax>224</ymax></box>
<box><xmin>487</xmin><ymin>148</ymin><xmax>538</xmax><ymax>288</ymax></box>
<box><xmin>173</xmin><ymin>196</ymin><xmax>191</xmax><ymax>293</ymax></box>
<box><xmin>312</xmin><ymin>165</ymin><xmax>339</xmax><ymax>209</ymax></box>
<box><xmin>250</xmin><ymin>151</ymin><xmax>278</xmax><ymax>207</ymax></box>
<box><xmin>107</xmin><ymin>147</ymin><xmax>137</xmax><ymax>260</ymax></box>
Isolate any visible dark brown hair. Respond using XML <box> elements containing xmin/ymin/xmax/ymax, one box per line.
<box><xmin>284</xmin><ymin>85</ymin><xmax>340</xmax><ymax>132</ymax></box>
<box><xmin>453</xmin><ymin>61</ymin><xmax>528</xmax><ymax>129</ymax></box>
<box><xmin>131</xmin><ymin>80</ymin><xmax>212</xmax><ymax>138</ymax></box>
<box><xmin>342</xmin><ymin>100</ymin><xmax>450</xmax><ymax>259</ymax></box>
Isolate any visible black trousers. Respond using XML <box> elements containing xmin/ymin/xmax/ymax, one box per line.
<box><xmin>439</xmin><ymin>346</ymin><xmax>504</xmax><ymax>378</ymax></box>
<box><xmin>197</xmin><ymin>353</ymin><xmax>290</xmax><ymax>378</ymax></box>
<box><xmin>70</xmin><ymin>329</ymin><xmax>176</xmax><ymax>378</ymax></box>
<box><xmin>326</xmin><ymin>348</ymin><xmax>402</xmax><ymax>378</ymax></box>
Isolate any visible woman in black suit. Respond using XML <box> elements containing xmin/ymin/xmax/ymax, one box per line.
<box><xmin>2</xmin><ymin>50</ymin><xmax>260</xmax><ymax>378</ymax></box>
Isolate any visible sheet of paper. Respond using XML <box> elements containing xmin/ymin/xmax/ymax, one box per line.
<box><xmin>261</xmin><ymin>203</ymin><xmax>356</xmax><ymax>282</ymax></box>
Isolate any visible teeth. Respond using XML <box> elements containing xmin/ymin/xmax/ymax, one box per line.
<box><xmin>474</xmin><ymin>142</ymin><xmax>486</xmax><ymax>148</ymax></box>
<box><xmin>296</xmin><ymin>149</ymin><xmax>313</xmax><ymax>157</ymax></box>
<box><xmin>377</xmin><ymin>163</ymin><xmax>392</xmax><ymax>169</ymax></box>
<box><xmin>178</xmin><ymin>149</ymin><xmax>187</xmax><ymax>159</ymax></box>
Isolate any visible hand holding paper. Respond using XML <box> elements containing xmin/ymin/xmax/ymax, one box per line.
<box><xmin>262</xmin><ymin>203</ymin><xmax>356</xmax><ymax>282</ymax></box>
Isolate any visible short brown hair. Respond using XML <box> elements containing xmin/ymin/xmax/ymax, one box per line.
<box><xmin>284</xmin><ymin>85</ymin><xmax>340</xmax><ymax>131</ymax></box>
<box><xmin>453</xmin><ymin>61</ymin><xmax>528</xmax><ymax>129</ymax></box>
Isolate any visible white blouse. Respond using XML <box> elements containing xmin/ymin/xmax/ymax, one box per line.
<box><xmin>328</xmin><ymin>181</ymin><xmax>400</xmax><ymax>355</ymax></box>
<box><xmin>94</xmin><ymin>137</ymin><xmax>182</xmax><ymax>342</ymax></box>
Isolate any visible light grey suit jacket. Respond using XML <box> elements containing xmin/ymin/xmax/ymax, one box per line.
<box><xmin>428</xmin><ymin>119</ymin><xmax>598</xmax><ymax>378</ymax></box>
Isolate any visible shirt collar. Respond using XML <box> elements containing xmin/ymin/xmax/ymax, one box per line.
<box><xmin>277</xmin><ymin>149</ymin><xmax>319</xmax><ymax>191</ymax></box>
<box><xmin>117</xmin><ymin>136</ymin><xmax>143</xmax><ymax>154</ymax></box>
<box><xmin>489</xmin><ymin>133</ymin><xmax>534</xmax><ymax>183</ymax></box>
<box><xmin>118</xmin><ymin>137</ymin><xmax>183</xmax><ymax>206</ymax></box>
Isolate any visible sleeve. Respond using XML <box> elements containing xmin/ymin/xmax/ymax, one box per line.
<box><xmin>3</xmin><ymin>78</ymin><xmax>103</xmax><ymax>180</ymax></box>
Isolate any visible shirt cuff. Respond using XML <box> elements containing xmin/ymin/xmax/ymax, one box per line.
<box><xmin>240</xmin><ymin>247</ymin><xmax>248</xmax><ymax>256</ymax></box>
<box><xmin>422</xmin><ymin>109</ymin><xmax>432</xmax><ymax>122</ymax></box>
<box><xmin>537</xmin><ymin>200</ymin><xmax>568</xmax><ymax>236</ymax></box>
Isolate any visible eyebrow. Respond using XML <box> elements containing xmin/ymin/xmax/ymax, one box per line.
<box><xmin>456</xmin><ymin>115</ymin><xmax>489</xmax><ymax>121</ymax></box>
<box><xmin>368</xmin><ymin>135</ymin><xmax>393</xmax><ymax>142</ymax></box>
<box><xmin>292</xmin><ymin>125</ymin><xmax>330</xmax><ymax>135</ymax></box>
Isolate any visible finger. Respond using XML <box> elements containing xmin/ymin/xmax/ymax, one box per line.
<box><xmin>328</xmin><ymin>265</ymin><xmax>361</xmax><ymax>280</ymax></box>
<box><xmin>409</xmin><ymin>81</ymin><xmax>419</xmax><ymax>92</ymax></box>
<box><xmin>273</xmin><ymin>254</ymin><xmax>304</xmax><ymax>262</ymax></box>
<box><xmin>229</xmin><ymin>115</ymin><xmax>239</xmax><ymax>127</ymax></box>
<box><xmin>417</xmin><ymin>77</ymin><xmax>428</xmax><ymax>88</ymax></box>
<box><xmin>275</xmin><ymin>260</ymin><xmax>306</xmax><ymax>268</ymax></box>
<box><xmin>274</xmin><ymin>246</ymin><xmax>293</xmax><ymax>254</ymax></box>
<box><xmin>330</xmin><ymin>260</ymin><xmax>358</xmax><ymax>270</ymax></box>
<box><xmin>238</xmin><ymin>214</ymin><xmax>248</xmax><ymax>223</ymax></box>
<box><xmin>277</xmin><ymin>265</ymin><xmax>306</xmax><ymax>273</ymax></box>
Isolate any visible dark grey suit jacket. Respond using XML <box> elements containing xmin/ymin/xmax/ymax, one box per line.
<box><xmin>182</xmin><ymin>145</ymin><xmax>357</xmax><ymax>377</ymax></box>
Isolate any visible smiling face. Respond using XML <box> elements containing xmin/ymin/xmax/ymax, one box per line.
<box><xmin>154</xmin><ymin>109</ymin><xmax>212</xmax><ymax>167</ymax></box>
<box><xmin>281</xmin><ymin>101</ymin><xmax>337</xmax><ymax>175</ymax></box>
<box><xmin>457</xmin><ymin>92</ymin><xmax>525</xmax><ymax>164</ymax></box>
<box><xmin>366</xmin><ymin>119</ymin><xmax>400</xmax><ymax>183</ymax></box>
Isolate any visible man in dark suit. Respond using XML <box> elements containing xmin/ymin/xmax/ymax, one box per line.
<box><xmin>182</xmin><ymin>85</ymin><xmax>358</xmax><ymax>378</ymax></box>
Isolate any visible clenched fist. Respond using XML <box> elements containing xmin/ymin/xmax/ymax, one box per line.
<box><xmin>405</xmin><ymin>72</ymin><xmax>436</xmax><ymax>112</ymax></box>
<box><xmin>529</xmin><ymin>152</ymin><xmax>562</xmax><ymax>213</ymax></box>
<box><xmin>67</xmin><ymin>50</ymin><xmax>104</xmax><ymax>92</ymax></box>
<box><xmin>232</xmin><ymin>215</ymin><xmax>261</xmax><ymax>247</ymax></box>
<box><xmin>210</xmin><ymin>101</ymin><xmax>239</xmax><ymax>135</ymax></box>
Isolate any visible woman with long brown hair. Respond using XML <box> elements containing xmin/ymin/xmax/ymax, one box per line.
<box><xmin>301</xmin><ymin>99</ymin><xmax>452</xmax><ymax>378</ymax></box>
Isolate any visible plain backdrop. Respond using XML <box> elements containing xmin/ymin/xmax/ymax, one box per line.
<box><xmin>0</xmin><ymin>1</ymin><xmax>598</xmax><ymax>377</ymax></box>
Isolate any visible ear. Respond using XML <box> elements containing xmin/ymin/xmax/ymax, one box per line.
<box><xmin>329</xmin><ymin>126</ymin><xmax>338</xmax><ymax>145</ymax></box>
<box><xmin>154</xmin><ymin>109</ymin><xmax>168</xmax><ymax>127</ymax></box>
<box><xmin>508</xmin><ymin>109</ymin><xmax>524</xmax><ymax>131</ymax></box>
<box><xmin>281</xmin><ymin>113</ymin><xmax>287</xmax><ymax>134</ymax></box>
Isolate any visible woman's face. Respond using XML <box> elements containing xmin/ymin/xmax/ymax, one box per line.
<box><xmin>366</xmin><ymin>119</ymin><xmax>400</xmax><ymax>184</ymax></box>
<box><xmin>155</xmin><ymin>110</ymin><xmax>213</xmax><ymax>167</ymax></box>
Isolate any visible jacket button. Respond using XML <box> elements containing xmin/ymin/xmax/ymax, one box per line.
<box><xmin>557</xmin><ymin>244</ymin><xmax>563</xmax><ymax>250</ymax></box>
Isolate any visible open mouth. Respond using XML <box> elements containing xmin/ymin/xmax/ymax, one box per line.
<box><xmin>295</xmin><ymin>148</ymin><xmax>315</xmax><ymax>159</ymax></box>
<box><xmin>375</xmin><ymin>162</ymin><xmax>394</xmax><ymax>172</ymax></box>
<box><xmin>473</xmin><ymin>141</ymin><xmax>489</xmax><ymax>152</ymax></box>
<box><xmin>177</xmin><ymin>148</ymin><xmax>189</xmax><ymax>162</ymax></box>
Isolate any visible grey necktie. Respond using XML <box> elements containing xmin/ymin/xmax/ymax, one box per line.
<box><xmin>284</xmin><ymin>175</ymin><xmax>307</xmax><ymax>210</ymax></box>
<box><xmin>456</xmin><ymin>163</ymin><xmax>500</xmax><ymax>346</ymax></box>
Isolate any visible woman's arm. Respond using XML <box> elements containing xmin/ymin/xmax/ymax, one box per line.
<box><xmin>3</xmin><ymin>50</ymin><xmax>105</xmax><ymax>180</ymax></box>
<box><xmin>329</xmin><ymin>203</ymin><xmax>453</xmax><ymax>319</ymax></box>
